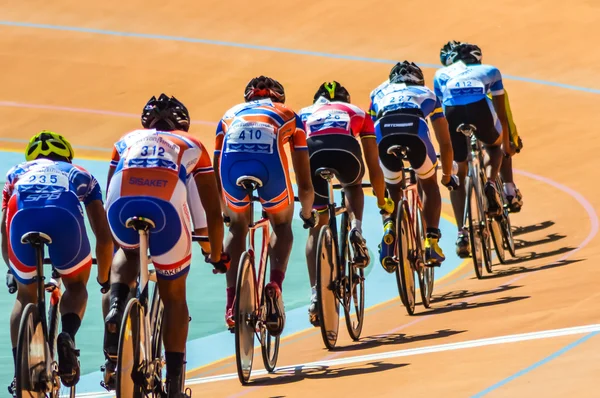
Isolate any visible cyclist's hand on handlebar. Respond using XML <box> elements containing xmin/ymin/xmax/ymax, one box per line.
<box><xmin>442</xmin><ymin>174</ymin><xmax>460</xmax><ymax>191</ymax></box>
<box><xmin>300</xmin><ymin>209</ymin><xmax>318</xmax><ymax>229</ymax></box>
<box><xmin>206</xmin><ymin>252</ymin><xmax>230</xmax><ymax>274</ymax></box>
<box><xmin>377</xmin><ymin>197</ymin><xmax>395</xmax><ymax>215</ymax></box>
<box><xmin>222</xmin><ymin>213</ymin><xmax>231</xmax><ymax>227</ymax></box>
<box><xmin>6</xmin><ymin>269</ymin><xmax>17</xmax><ymax>294</ymax></box>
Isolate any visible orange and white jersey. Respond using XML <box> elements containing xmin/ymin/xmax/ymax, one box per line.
<box><xmin>109</xmin><ymin>129</ymin><xmax>213</xmax><ymax>202</ymax></box>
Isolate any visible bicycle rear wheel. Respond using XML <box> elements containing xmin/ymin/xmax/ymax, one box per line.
<box><xmin>148</xmin><ymin>282</ymin><xmax>164</xmax><ymax>393</ymax></box>
<box><xmin>235</xmin><ymin>252</ymin><xmax>257</xmax><ymax>385</ymax></box>
<box><xmin>466</xmin><ymin>176</ymin><xmax>484</xmax><ymax>279</ymax></box>
<box><xmin>260</xmin><ymin>251</ymin><xmax>280</xmax><ymax>373</ymax></box>
<box><xmin>341</xmin><ymin>212</ymin><xmax>365</xmax><ymax>341</ymax></box>
<box><xmin>496</xmin><ymin>177</ymin><xmax>517</xmax><ymax>257</ymax></box>
<box><xmin>415</xmin><ymin>206</ymin><xmax>434</xmax><ymax>308</ymax></box>
<box><xmin>478</xmin><ymin>174</ymin><xmax>494</xmax><ymax>274</ymax></box>
<box><xmin>116</xmin><ymin>298</ymin><xmax>146</xmax><ymax>398</ymax></box>
<box><xmin>490</xmin><ymin>217</ymin><xmax>506</xmax><ymax>265</ymax></box>
<box><xmin>316</xmin><ymin>225</ymin><xmax>340</xmax><ymax>350</ymax></box>
<box><xmin>395</xmin><ymin>202</ymin><xmax>416</xmax><ymax>315</ymax></box>
<box><xmin>16</xmin><ymin>303</ymin><xmax>47</xmax><ymax>398</ymax></box>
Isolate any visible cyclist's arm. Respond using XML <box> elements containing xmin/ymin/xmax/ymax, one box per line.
<box><xmin>85</xmin><ymin>200</ymin><xmax>113</xmax><ymax>284</ymax></box>
<box><xmin>492</xmin><ymin>93</ymin><xmax>512</xmax><ymax>155</ymax></box>
<box><xmin>107</xmin><ymin>145</ymin><xmax>120</xmax><ymax>192</ymax></box>
<box><xmin>213</xmin><ymin>121</ymin><xmax>227</xmax><ymax>214</ymax></box>
<box><xmin>194</xmin><ymin>172</ymin><xmax>224</xmax><ymax>262</ymax></box>
<box><xmin>430</xmin><ymin>114</ymin><xmax>454</xmax><ymax>183</ymax></box>
<box><xmin>358</xmin><ymin>117</ymin><xmax>386</xmax><ymax>206</ymax></box>
<box><xmin>290</xmin><ymin>115</ymin><xmax>314</xmax><ymax>218</ymax></box>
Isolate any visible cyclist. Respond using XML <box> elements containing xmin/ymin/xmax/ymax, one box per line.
<box><xmin>214</xmin><ymin>76</ymin><xmax>317</xmax><ymax>334</ymax></box>
<box><xmin>434</xmin><ymin>41</ymin><xmax>520</xmax><ymax>257</ymax></box>
<box><xmin>1</xmin><ymin>131</ymin><xmax>113</xmax><ymax>394</ymax></box>
<box><xmin>103</xmin><ymin>94</ymin><xmax>228</xmax><ymax>397</ymax></box>
<box><xmin>369</xmin><ymin>61</ymin><xmax>457</xmax><ymax>271</ymax></box>
<box><xmin>298</xmin><ymin>81</ymin><xmax>392</xmax><ymax>325</ymax></box>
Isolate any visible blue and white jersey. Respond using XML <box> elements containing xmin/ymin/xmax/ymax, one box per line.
<box><xmin>433</xmin><ymin>61</ymin><xmax>504</xmax><ymax>106</ymax></box>
<box><xmin>368</xmin><ymin>81</ymin><xmax>445</xmax><ymax>122</ymax></box>
<box><xmin>2</xmin><ymin>158</ymin><xmax>103</xmax><ymax>209</ymax></box>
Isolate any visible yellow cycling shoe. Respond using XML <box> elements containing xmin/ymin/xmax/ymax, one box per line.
<box><xmin>425</xmin><ymin>237</ymin><xmax>445</xmax><ymax>266</ymax></box>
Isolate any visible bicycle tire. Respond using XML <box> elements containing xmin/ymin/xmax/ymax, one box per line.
<box><xmin>316</xmin><ymin>225</ymin><xmax>340</xmax><ymax>350</ymax></box>
<box><xmin>16</xmin><ymin>303</ymin><xmax>46</xmax><ymax>398</ymax></box>
<box><xmin>495</xmin><ymin>177</ymin><xmax>517</xmax><ymax>257</ymax></box>
<box><xmin>395</xmin><ymin>202</ymin><xmax>416</xmax><ymax>315</ymax></box>
<box><xmin>466</xmin><ymin>176</ymin><xmax>484</xmax><ymax>279</ymax></box>
<box><xmin>148</xmin><ymin>282</ymin><xmax>164</xmax><ymax>394</ymax></box>
<box><xmin>477</xmin><ymin>173</ymin><xmax>494</xmax><ymax>274</ymax></box>
<box><xmin>489</xmin><ymin>217</ymin><xmax>506</xmax><ymax>265</ymax></box>
<box><xmin>415</xmin><ymin>206</ymin><xmax>434</xmax><ymax>308</ymax></box>
<box><xmin>341</xmin><ymin>212</ymin><xmax>365</xmax><ymax>341</ymax></box>
<box><xmin>260</xmin><ymin>251</ymin><xmax>280</xmax><ymax>373</ymax></box>
<box><xmin>234</xmin><ymin>252</ymin><xmax>257</xmax><ymax>385</ymax></box>
<box><xmin>116</xmin><ymin>298</ymin><xmax>145</xmax><ymax>398</ymax></box>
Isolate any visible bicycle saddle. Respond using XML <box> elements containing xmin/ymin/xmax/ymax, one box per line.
<box><xmin>315</xmin><ymin>167</ymin><xmax>339</xmax><ymax>181</ymax></box>
<box><xmin>457</xmin><ymin>123</ymin><xmax>477</xmax><ymax>137</ymax></box>
<box><xmin>236</xmin><ymin>176</ymin><xmax>263</xmax><ymax>192</ymax></box>
<box><xmin>21</xmin><ymin>231</ymin><xmax>52</xmax><ymax>245</ymax></box>
<box><xmin>387</xmin><ymin>145</ymin><xmax>409</xmax><ymax>159</ymax></box>
<box><xmin>125</xmin><ymin>216</ymin><xmax>156</xmax><ymax>231</ymax></box>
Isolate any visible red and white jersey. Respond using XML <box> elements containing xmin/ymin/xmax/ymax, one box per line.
<box><xmin>298</xmin><ymin>97</ymin><xmax>375</xmax><ymax>139</ymax></box>
<box><xmin>109</xmin><ymin>129</ymin><xmax>213</xmax><ymax>201</ymax></box>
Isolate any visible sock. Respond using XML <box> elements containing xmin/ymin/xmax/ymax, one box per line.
<box><xmin>311</xmin><ymin>286</ymin><xmax>317</xmax><ymax>296</ymax></box>
<box><xmin>226</xmin><ymin>286</ymin><xmax>236</xmax><ymax>310</ymax></box>
<box><xmin>426</xmin><ymin>227</ymin><xmax>441</xmax><ymax>240</ymax></box>
<box><xmin>61</xmin><ymin>313</ymin><xmax>82</xmax><ymax>342</ymax></box>
<box><xmin>109</xmin><ymin>283</ymin><xmax>130</xmax><ymax>308</ymax></box>
<box><xmin>270</xmin><ymin>269</ymin><xmax>285</xmax><ymax>291</ymax></box>
<box><xmin>503</xmin><ymin>182</ymin><xmax>516</xmax><ymax>197</ymax></box>
<box><xmin>165</xmin><ymin>351</ymin><xmax>185</xmax><ymax>381</ymax></box>
<box><xmin>351</xmin><ymin>219</ymin><xmax>362</xmax><ymax>234</ymax></box>
<box><xmin>12</xmin><ymin>347</ymin><xmax>16</xmax><ymax>373</ymax></box>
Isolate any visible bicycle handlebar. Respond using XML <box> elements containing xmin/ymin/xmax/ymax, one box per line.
<box><xmin>293</xmin><ymin>182</ymin><xmax>373</xmax><ymax>202</ymax></box>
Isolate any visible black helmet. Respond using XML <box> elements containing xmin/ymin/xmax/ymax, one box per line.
<box><xmin>141</xmin><ymin>94</ymin><xmax>190</xmax><ymax>132</ymax></box>
<box><xmin>244</xmin><ymin>76</ymin><xmax>286</xmax><ymax>103</ymax></box>
<box><xmin>440</xmin><ymin>41</ymin><xmax>482</xmax><ymax>66</ymax></box>
<box><xmin>389</xmin><ymin>61</ymin><xmax>425</xmax><ymax>86</ymax></box>
<box><xmin>313</xmin><ymin>81</ymin><xmax>351</xmax><ymax>103</ymax></box>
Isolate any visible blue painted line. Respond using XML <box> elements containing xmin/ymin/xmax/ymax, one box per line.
<box><xmin>472</xmin><ymin>331</ymin><xmax>599</xmax><ymax>397</ymax></box>
<box><xmin>2</xmin><ymin>20</ymin><xmax>600</xmax><ymax>94</ymax></box>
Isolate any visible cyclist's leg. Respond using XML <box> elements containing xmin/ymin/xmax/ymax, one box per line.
<box><xmin>477</xmin><ymin>97</ymin><xmax>504</xmax><ymax>215</ymax></box>
<box><xmin>500</xmin><ymin>155</ymin><xmax>523</xmax><ymax>212</ymax></box>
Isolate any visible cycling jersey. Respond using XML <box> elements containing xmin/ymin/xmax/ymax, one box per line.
<box><xmin>433</xmin><ymin>61</ymin><xmax>504</xmax><ymax>107</ymax></box>
<box><xmin>3</xmin><ymin>159</ymin><xmax>101</xmax><ymax>283</ymax></box>
<box><xmin>369</xmin><ymin>81</ymin><xmax>444</xmax><ymax>121</ymax></box>
<box><xmin>298</xmin><ymin>97</ymin><xmax>375</xmax><ymax>139</ymax></box>
<box><xmin>215</xmin><ymin>98</ymin><xmax>307</xmax><ymax>213</ymax></box>
<box><xmin>106</xmin><ymin>129</ymin><xmax>214</xmax><ymax>280</ymax></box>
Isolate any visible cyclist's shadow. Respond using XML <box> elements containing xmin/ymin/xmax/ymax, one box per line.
<box><xmin>248</xmin><ymin>361</ymin><xmax>407</xmax><ymax>386</ymax></box>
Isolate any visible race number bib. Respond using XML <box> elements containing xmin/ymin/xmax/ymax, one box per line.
<box><xmin>125</xmin><ymin>136</ymin><xmax>180</xmax><ymax>171</ymax></box>
<box><xmin>225</xmin><ymin>122</ymin><xmax>276</xmax><ymax>154</ymax></box>
<box><xmin>447</xmin><ymin>78</ymin><xmax>485</xmax><ymax>96</ymax></box>
<box><xmin>305</xmin><ymin>109</ymin><xmax>350</xmax><ymax>135</ymax></box>
<box><xmin>15</xmin><ymin>170</ymin><xmax>69</xmax><ymax>192</ymax></box>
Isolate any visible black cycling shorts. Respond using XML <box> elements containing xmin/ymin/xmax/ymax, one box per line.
<box><xmin>445</xmin><ymin>98</ymin><xmax>501</xmax><ymax>162</ymax></box>
<box><xmin>307</xmin><ymin>134</ymin><xmax>364</xmax><ymax>209</ymax></box>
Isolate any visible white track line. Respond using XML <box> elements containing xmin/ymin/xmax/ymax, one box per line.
<box><xmin>184</xmin><ymin>323</ymin><xmax>600</xmax><ymax>386</ymax></box>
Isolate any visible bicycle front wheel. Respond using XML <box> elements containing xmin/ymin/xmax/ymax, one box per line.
<box><xmin>395</xmin><ymin>202</ymin><xmax>416</xmax><ymax>315</ymax></box>
<box><xmin>235</xmin><ymin>251</ymin><xmax>257</xmax><ymax>385</ymax></box>
<box><xmin>415</xmin><ymin>206</ymin><xmax>434</xmax><ymax>308</ymax></box>
<box><xmin>16</xmin><ymin>303</ymin><xmax>47</xmax><ymax>398</ymax></box>
<box><xmin>341</xmin><ymin>212</ymin><xmax>365</xmax><ymax>341</ymax></box>
<box><xmin>116</xmin><ymin>298</ymin><xmax>146</xmax><ymax>398</ymax></box>
<box><xmin>466</xmin><ymin>176</ymin><xmax>484</xmax><ymax>279</ymax></box>
<box><xmin>316</xmin><ymin>225</ymin><xmax>340</xmax><ymax>350</ymax></box>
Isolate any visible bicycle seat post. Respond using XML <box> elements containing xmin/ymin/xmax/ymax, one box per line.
<box><xmin>125</xmin><ymin>217</ymin><xmax>156</xmax><ymax>307</ymax></box>
<box><xmin>236</xmin><ymin>176</ymin><xmax>264</xmax><ymax>228</ymax></box>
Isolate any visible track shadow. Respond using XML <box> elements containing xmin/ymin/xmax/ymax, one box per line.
<box><xmin>432</xmin><ymin>284</ymin><xmax>523</xmax><ymax>304</ymax></box>
<box><xmin>483</xmin><ymin>258</ymin><xmax>583</xmax><ymax>279</ymax></box>
<box><xmin>415</xmin><ymin>295</ymin><xmax>530</xmax><ymax>316</ymax></box>
<box><xmin>512</xmin><ymin>220</ymin><xmax>555</xmax><ymax>236</ymax></box>
<box><xmin>250</xmin><ymin>361</ymin><xmax>407</xmax><ymax>386</ymax></box>
<box><xmin>514</xmin><ymin>233</ymin><xmax>566</xmax><ymax>250</ymax></box>
<box><xmin>502</xmin><ymin>246</ymin><xmax>574</xmax><ymax>265</ymax></box>
<box><xmin>333</xmin><ymin>329</ymin><xmax>466</xmax><ymax>352</ymax></box>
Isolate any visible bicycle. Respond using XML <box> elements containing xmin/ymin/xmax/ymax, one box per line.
<box><xmin>14</xmin><ymin>232</ymin><xmax>76</xmax><ymax>398</ymax></box>
<box><xmin>102</xmin><ymin>216</ymin><xmax>206</xmax><ymax>397</ymax></box>
<box><xmin>383</xmin><ymin>146</ymin><xmax>435</xmax><ymax>316</ymax></box>
<box><xmin>313</xmin><ymin>167</ymin><xmax>370</xmax><ymax>350</ymax></box>
<box><xmin>233</xmin><ymin>176</ymin><xmax>280</xmax><ymax>385</ymax></box>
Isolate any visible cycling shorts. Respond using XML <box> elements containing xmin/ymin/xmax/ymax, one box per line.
<box><xmin>307</xmin><ymin>134</ymin><xmax>365</xmax><ymax>210</ymax></box>
<box><xmin>219</xmin><ymin>148</ymin><xmax>293</xmax><ymax>214</ymax></box>
<box><xmin>445</xmin><ymin>97</ymin><xmax>501</xmax><ymax>162</ymax></box>
<box><xmin>6</xmin><ymin>192</ymin><xmax>92</xmax><ymax>284</ymax></box>
<box><xmin>375</xmin><ymin>112</ymin><xmax>438</xmax><ymax>183</ymax></box>
<box><xmin>105</xmin><ymin>169</ymin><xmax>193</xmax><ymax>280</ymax></box>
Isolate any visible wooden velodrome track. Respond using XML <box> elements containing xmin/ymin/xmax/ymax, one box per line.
<box><xmin>1</xmin><ymin>1</ymin><xmax>600</xmax><ymax>396</ymax></box>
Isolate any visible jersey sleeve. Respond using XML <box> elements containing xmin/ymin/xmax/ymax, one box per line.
<box><xmin>74</xmin><ymin>165</ymin><xmax>103</xmax><ymax>205</ymax></box>
<box><xmin>192</xmin><ymin>145</ymin><xmax>214</xmax><ymax>177</ymax></box>
<box><xmin>290</xmin><ymin>113</ymin><xmax>308</xmax><ymax>151</ymax></box>
<box><xmin>109</xmin><ymin>145</ymin><xmax>120</xmax><ymax>169</ymax></box>
<box><xmin>2</xmin><ymin>181</ymin><xmax>12</xmax><ymax>211</ymax></box>
<box><xmin>433</xmin><ymin>75</ymin><xmax>443</xmax><ymax>100</ymax></box>
<box><xmin>83</xmin><ymin>175</ymin><xmax>103</xmax><ymax>205</ymax></box>
<box><xmin>429</xmin><ymin>97</ymin><xmax>445</xmax><ymax>122</ymax></box>
<box><xmin>214</xmin><ymin>120</ymin><xmax>225</xmax><ymax>156</ymax></box>
<box><xmin>358</xmin><ymin>113</ymin><xmax>376</xmax><ymax>138</ymax></box>
<box><xmin>489</xmin><ymin>67</ymin><xmax>505</xmax><ymax>96</ymax></box>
